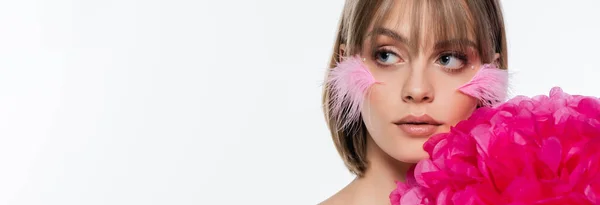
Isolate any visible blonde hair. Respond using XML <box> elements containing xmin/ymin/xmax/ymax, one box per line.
<box><xmin>322</xmin><ymin>0</ymin><xmax>508</xmax><ymax>176</ymax></box>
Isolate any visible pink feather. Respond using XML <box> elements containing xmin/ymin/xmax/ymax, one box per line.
<box><xmin>327</xmin><ymin>55</ymin><xmax>377</xmax><ymax>131</ymax></box>
<box><xmin>458</xmin><ymin>64</ymin><xmax>509</xmax><ymax>107</ymax></box>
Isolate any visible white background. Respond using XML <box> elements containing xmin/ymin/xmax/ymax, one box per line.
<box><xmin>0</xmin><ymin>0</ymin><xmax>598</xmax><ymax>204</ymax></box>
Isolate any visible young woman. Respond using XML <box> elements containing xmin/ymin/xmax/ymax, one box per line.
<box><xmin>321</xmin><ymin>0</ymin><xmax>507</xmax><ymax>204</ymax></box>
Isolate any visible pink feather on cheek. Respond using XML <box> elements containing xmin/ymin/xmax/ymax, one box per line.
<box><xmin>327</xmin><ymin>55</ymin><xmax>379</xmax><ymax>130</ymax></box>
<box><xmin>458</xmin><ymin>64</ymin><xmax>509</xmax><ymax>107</ymax></box>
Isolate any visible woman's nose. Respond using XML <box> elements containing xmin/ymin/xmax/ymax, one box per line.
<box><xmin>401</xmin><ymin>67</ymin><xmax>434</xmax><ymax>103</ymax></box>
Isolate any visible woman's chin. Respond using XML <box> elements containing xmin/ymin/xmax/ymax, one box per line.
<box><xmin>385</xmin><ymin>137</ymin><xmax>430</xmax><ymax>163</ymax></box>
<box><xmin>389</xmin><ymin>148</ymin><xmax>429</xmax><ymax>164</ymax></box>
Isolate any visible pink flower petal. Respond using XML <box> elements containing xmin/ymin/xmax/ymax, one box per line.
<box><xmin>390</xmin><ymin>87</ymin><xmax>600</xmax><ymax>205</ymax></box>
<box><xmin>539</xmin><ymin>137</ymin><xmax>562</xmax><ymax>173</ymax></box>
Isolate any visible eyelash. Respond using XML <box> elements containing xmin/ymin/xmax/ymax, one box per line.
<box><xmin>437</xmin><ymin>51</ymin><xmax>470</xmax><ymax>73</ymax></box>
<box><xmin>371</xmin><ymin>48</ymin><xmax>471</xmax><ymax>72</ymax></box>
<box><xmin>371</xmin><ymin>47</ymin><xmax>402</xmax><ymax>67</ymax></box>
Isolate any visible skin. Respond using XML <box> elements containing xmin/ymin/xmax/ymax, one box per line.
<box><xmin>321</xmin><ymin>2</ymin><xmax>500</xmax><ymax>205</ymax></box>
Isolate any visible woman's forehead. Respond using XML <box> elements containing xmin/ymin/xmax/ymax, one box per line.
<box><xmin>366</xmin><ymin>0</ymin><xmax>477</xmax><ymax>51</ymax></box>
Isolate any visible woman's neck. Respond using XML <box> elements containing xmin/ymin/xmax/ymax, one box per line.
<box><xmin>323</xmin><ymin>136</ymin><xmax>412</xmax><ymax>205</ymax></box>
<box><xmin>363</xmin><ymin>135</ymin><xmax>410</xmax><ymax>184</ymax></box>
<box><xmin>356</xmin><ymin>136</ymin><xmax>412</xmax><ymax>204</ymax></box>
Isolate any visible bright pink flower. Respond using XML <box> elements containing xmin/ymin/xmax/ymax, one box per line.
<box><xmin>391</xmin><ymin>87</ymin><xmax>600</xmax><ymax>205</ymax></box>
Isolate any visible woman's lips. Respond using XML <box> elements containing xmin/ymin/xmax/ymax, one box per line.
<box><xmin>393</xmin><ymin>114</ymin><xmax>443</xmax><ymax>137</ymax></box>
<box><xmin>396</xmin><ymin>124</ymin><xmax>440</xmax><ymax>137</ymax></box>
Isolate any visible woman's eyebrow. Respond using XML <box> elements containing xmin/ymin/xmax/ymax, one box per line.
<box><xmin>368</xmin><ymin>27</ymin><xmax>411</xmax><ymax>47</ymax></box>
<box><xmin>434</xmin><ymin>39</ymin><xmax>477</xmax><ymax>50</ymax></box>
<box><xmin>367</xmin><ymin>28</ymin><xmax>477</xmax><ymax>52</ymax></box>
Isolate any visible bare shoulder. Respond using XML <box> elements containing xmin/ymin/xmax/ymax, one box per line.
<box><xmin>318</xmin><ymin>184</ymin><xmax>356</xmax><ymax>205</ymax></box>
<box><xmin>318</xmin><ymin>192</ymin><xmax>349</xmax><ymax>205</ymax></box>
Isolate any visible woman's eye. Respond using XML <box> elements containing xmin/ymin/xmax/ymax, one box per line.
<box><xmin>375</xmin><ymin>50</ymin><xmax>402</xmax><ymax>65</ymax></box>
<box><xmin>436</xmin><ymin>53</ymin><xmax>466</xmax><ymax>70</ymax></box>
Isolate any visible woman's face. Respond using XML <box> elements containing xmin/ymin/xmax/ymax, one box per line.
<box><xmin>359</xmin><ymin>3</ymin><xmax>490</xmax><ymax>163</ymax></box>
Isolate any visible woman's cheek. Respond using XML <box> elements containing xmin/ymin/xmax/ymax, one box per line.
<box><xmin>443</xmin><ymin>92</ymin><xmax>478</xmax><ymax>128</ymax></box>
<box><xmin>362</xmin><ymin>85</ymin><xmax>395</xmax><ymax>129</ymax></box>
